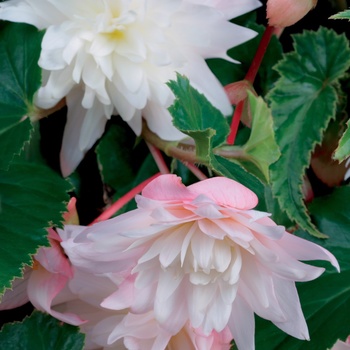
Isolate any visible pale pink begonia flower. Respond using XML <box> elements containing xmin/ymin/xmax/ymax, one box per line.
<box><xmin>267</xmin><ymin>0</ymin><xmax>317</xmax><ymax>27</ymax></box>
<box><xmin>60</xmin><ymin>174</ymin><xmax>339</xmax><ymax>350</ymax></box>
<box><xmin>0</xmin><ymin>0</ymin><xmax>261</xmax><ymax>177</ymax></box>
<box><xmin>0</xmin><ymin>228</ymin><xmax>85</xmax><ymax>326</ymax></box>
<box><xmin>0</xmin><ymin>197</ymin><xmax>83</xmax><ymax>325</ymax></box>
<box><xmin>54</xmin><ymin>224</ymin><xmax>233</xmax><ymax>349</ymax></box>
<box><xmin>330</xmin><ymin>336</ymin><xmax>350</xmax><ymax>350</ymax></box>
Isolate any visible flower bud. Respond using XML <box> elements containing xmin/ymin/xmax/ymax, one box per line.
<box><xmin>267</xmin><ymin>0</ymin><xmax>317</xmax><ymax>27</ymax></box>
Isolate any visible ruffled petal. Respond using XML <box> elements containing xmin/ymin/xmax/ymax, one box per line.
<box><xmin>27</xmin><ymin>265</ymin><xmax>85</xmax><ymax>326</ymax></box>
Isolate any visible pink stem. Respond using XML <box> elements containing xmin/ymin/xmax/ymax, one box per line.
<box><xmin>90</xmin><ymin>172</ymin><xmax>161</xmax><ymax>225</ymax></box>
<box><xmin>182</xmin><ymin>161</ymin><xmax>208</xmax><ymax>180</ymax></box>
<box><xmin>146</xmin><ymin>141</ymin><xmax>170</xmax><ymax>174</ymax></box>
<box><xmin>226</xmin><ymin>25</ymin><xmax>276</xmax><ymax>145</ymax></box>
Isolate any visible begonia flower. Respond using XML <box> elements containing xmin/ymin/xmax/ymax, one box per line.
<box><xmin>60</xmin><ymin>174</ymin><xmax>339</xmax><ymax>350</ymax></box>
<box><xmin>0</xmin><ymin>198</ymin><xmax>83</xmax><ymax>325</ymax></box>
<box><xmin>0</xmin><ymin>0</ymin><xmax>261</xmax><ymax>176</ymax></box>
<box><xmin>267</xmin><ymin>0</ymin><xmax>317</xmax><ymax>27</ymax></box>
<box><xmin>0</xmin><ymin>228</ymin><xmax>85</xmax><ymax>326</ymax></box>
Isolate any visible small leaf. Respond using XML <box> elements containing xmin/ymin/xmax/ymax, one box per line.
<box><xmin>333</xmin><ymin>118</ymin><xmax>350</xmax><ymax>162</ymax></box>
<box><xmin>233</xmin><ymin>92</ymin><xmax>280</xmax><ymax>183</ymax></box>
<box><xmin>0</xmin><ymin>161</ymin><xmax>72</xmax><ymax>296</ymax></box>
<box><xmin>268</xmin><ymin>27</ymin><xmax>350</xmax><ymax>238</ymax></box>
<box><xmin>0</xmin><ymin>22</ymin><xmax>43</xmax><ymax>169</ymax></box>
<box><xmin>329</xmin><ymin>10</ymin><xmax>350</xmax><ymax>20</ymax></box>
<box><xmin>0</xmin><ymin>310</ymin><xmax>84</xmax><ymax>350</ymax></box>
<box><xmin>167</xmin><ymin>74</ymin><xmax>265</xmax><ymax>207</ymax></box>
<box><xmin>167</xmin><ymin>73</ymin><xmax>230</xmax><ymax>163</ymax></box>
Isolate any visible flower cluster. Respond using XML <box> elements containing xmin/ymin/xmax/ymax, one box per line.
<box><xmin>2</xmin><ymin>175</ymin><xmax>339</xmax><ymax>349</ymax></box>
<box><xmin>0</xmin><ymin>0</ymin><xmax>261</xmax><ymax>176</ymax></box>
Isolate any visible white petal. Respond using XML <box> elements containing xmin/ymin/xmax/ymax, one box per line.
<box><xmin>228</xmin><ymin>294</ymin><xmax>255</xmax><ymax>350</ymax></box>
<box><xmin>179</xmin><ymin>54</ymin><xmax>233</xmax><ymax>116</ymax></box>
<box><xmin>142</xmin><ymin>101</ymin><xmax>187</xmax><ymax>141</ymax></box>
<box><xmin>59</xmin><ymin>89</ymin><xmax>106</xmax><ymax>176</ymax></box>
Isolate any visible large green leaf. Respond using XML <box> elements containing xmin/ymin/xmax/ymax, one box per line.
<box><xmin>0</xmin><ymin>22</ymin><xmax>43</xmax><ymax>170</ymax></box>
<box><xmin>0</xmin><ymin>161</ymin><xmax>72</xmax><ymax>296</ymax></box>
<box><xmin>268</xmin><ymin>27</ymin><xmax>350</xmax><ymax>238</ymax></box>
<box><xmin>255</xmin><ymin>186</ymin><xmax>350</xmax><ymax>349</ymax></box>
<box><xmin>0</xmin><ymin>311</ymin><xmax>84</xmax><ymax>350</ymax></box>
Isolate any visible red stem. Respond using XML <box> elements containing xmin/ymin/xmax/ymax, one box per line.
<box><xmin>226</xmin><ymin>100</ymin><xmax>244</xmax><ymax>145</ymax></box>
<box><xmin>226</xmin><ymin>25</ymin><xmax>276</xmax><ymax>145</ymax></box>
<box><xmin>89</xmin><ymin>172</ymin><xmax>161</xmax><ymax>225</ymax></box>
<box><xmin>245</xmin><ymin>25</ymin><xmax>275</xmax><ymax>84</ymax></box>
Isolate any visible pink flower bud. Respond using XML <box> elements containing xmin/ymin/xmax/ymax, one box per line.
<box><xmin>267</xmin><ymin>0</ymin><xmax>317</xmax><ymax>27</ymax></box>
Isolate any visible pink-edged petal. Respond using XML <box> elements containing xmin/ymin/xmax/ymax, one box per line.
<box><xmin>35</xmin><ymin>233</ymin><xmax>73</xmax><ymax>279</ymax></box>
<box><xmin>278</xmin><ymin>232</ymin><xmax>340</xmax><ymax>272</ymax></box>
<box><xmin>189</xmin><ymin>176</ymin><xmax>258</xmax><ymax>210</ymax></box>
<box><xmin>271</xmin><ymin>279</ymin><xmax>310</xmax><ymax>340</ymax></box>
<box><xmin>154</xmin><ymin>280</ymin><xmax>188</xmax><ymax>334</ymax></box>
<box><xmin>91</xmin><ymin>314</ymin><xmax>127</xmax><ymax>348</ymax></box>
<box><xmin>142</xmin><ymin>174</ymin><xmax>193</xmax><ymax>201</ymax></box>
<box><xmin>107</xmin><ymin>312</ymin><xmax>160</xmax><ymax>345</ymax></box>
<box><xmin>101</xmin><ymin>276</ymin><xmax>135</xmax><ymax>311</ymax></box>
<box><xmin>27</xmin><ymin>265</ymin><xmax>85</xmax><ymax>326</ymax></box>
<box><xmin>0</xmin><ymin>267</ymin><xmax>31</xmax><ymax>310</ymax></box>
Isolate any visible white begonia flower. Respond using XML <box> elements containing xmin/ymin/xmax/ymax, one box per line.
<box><xmin>0</xmin><ymin>0</ymin><xmax>261</xmax><ymax>176</ymax></box>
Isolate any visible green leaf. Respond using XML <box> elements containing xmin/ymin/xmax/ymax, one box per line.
<box><xmin>268</xmin><ymin>27</ymin><xmax>350</xmax><ymax>238</ymax></box>
<box><xmin>329</xmin><ymin>10</ymin><xmax>350</xmax><ymax>20</ymax></box>
<box><xmin>333</xmin><ymin>119</ymin><xmax>350</xmax><ymax>162</ymax></box>
<box><xmin>255</xmin><ymin>186</ymin><xmax>350</xmax><ymax>349</ymax></box>
<box><xmin>0</xmin><ymin>311</ymin><xmax>84</xmax><ymax>350</ymax></box>
<box><xmin>167</xmin><ymin>74</ymin><xmax>266</xmax><ymax>208</ymax></box>
<box><xmin>167</xmin><ymin>73</ymin><xmax>230</xmax><ymax>163</ymax></box>
<box><xmin>243</xmin><ymin>93</ymin><xmax>280</xmax><ymax>181</ymax></box>
<box><xmin>0</xmin><ymin>22</ymin><xmax>43</xmax><ymax>170</ymax></box>
<box><xmin>308</xmin><ymin>186</ymin><xmax>350</xmax><ymax>247</ymax></box>
<box><xmin>0</xmin><ymin>161</ymin><xmax>72</xmax><ymax>296</ymax></box>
